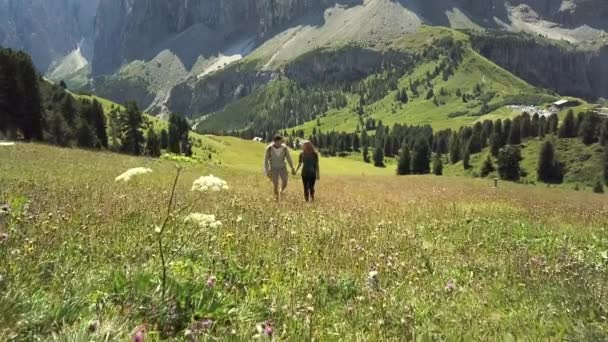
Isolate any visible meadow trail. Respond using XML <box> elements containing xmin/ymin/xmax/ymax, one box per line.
<box><xmin>1</xmin><ymin>143</ymin><xmax>608</xmax><ymax>340</ymax></box>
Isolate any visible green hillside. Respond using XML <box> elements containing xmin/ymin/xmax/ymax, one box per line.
<box><xmin>444</xmin><ymin>137</ymin><xmax>606</xmax><ymax>190</ymax></box>
<box><xmin>198</xmin><ymin>27</ymin><xmax>559</xmax><ymax>136</ymax></box>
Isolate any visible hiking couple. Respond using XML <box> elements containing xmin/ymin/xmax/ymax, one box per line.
<box><xmin>263</xmin><ymin>135</ymin><xmax>320</xmax><ymax>202</ymax></box>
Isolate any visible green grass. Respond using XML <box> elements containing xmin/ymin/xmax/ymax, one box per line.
<box><xmin>293</xmin><ymin>43</ymin><xmax>557</xmax><ymax>135</ymax></box>
<box><xmin>443</xmin><ymin>136</ymin><xmax>605</xmax><ymax>190</ymax></box>
<box><xmin>1</xmin><ymin>142</ymin><xmax>608</xmax><ymax>340</ymax></box>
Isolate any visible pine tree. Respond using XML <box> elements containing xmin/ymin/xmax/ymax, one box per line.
<box><xmin>502</xmin><ymin>119</ymin><xmax>512</xmax><ymax>146</ymax></box>
<box><xmin>373</xmin><ymin>146</ymin><xmax>385</xmax><ymax>167</ymax></box>
<box><xmin>107</xmin><ymin>106</ymin><xmax>121</xmax><ymax>151</ymax></box>
<box><xmin>449</xmin><ymin>132</ymin><xmax>461</xmax><ymax>164</ymax></box>
<box><xmin>593</xmin><ymin>179</ymin><xmax>604</xmax><ymax>194</ymax></box>
<box><xmin>91</xmin><ymin>100</ymin><xmax>108</xmax><ymax>148</ymax></box>
<box><xmin>531</xmin><ymin>113</ymin><xmax>540</xmax><ymax>138</ymax></box>
<box><xmin>604</xmin><ymin>146</ymin><xmax>608</xmax><ymax>185</ymax></box>
<box><xmin>61</xmin><ymin>95</ymin><xmax>77</xmax><ymax>127</ymax></box>
<box><xmin>480</xmin><ymin>155</ymin><xmax>495</xmax><ymax>177</ymax></box>
<box><xmin>462</xmin><ymin>145</ymin><xmax>471</xmax><ymax>170</ymax></box>
<box><xmin>119</xmin><ymin>102</ymin><xmax>145</xmax><ymax>155</ymax></box>
<box><xmin>352</xmin><ymin>134</ymin><xmax>361</xmax><ymax>151</ymax></box>
<box><xmin>559</xmin><ymin>110</ymin><xmax>576</xmax><ymax>138</ymax></box>
<box><xmin>411</xmin><ymin>137</ymin><xmax>431</xmax><ymax>174</ymax></box>
<box><xmin>546</xmin><ymin>114</ymin><xmax>559</xmax><ymax>135</ymax></box>
<box><xmin>397</xmin><ymin>146</ymin><xmax>411</xmax><ymax>175</ymax></box>
<box><xmin>579</xmin><ymin>112</ymin><xmax>600</xmax><ymax>145</ymax></box>
<box><xmin>538</xmin><ymin>116</ymin><xmax>547</xmax><ymax>138</ymax></box>
<box><xmin>168</xmin><ymin>114</ymin><xmax>189</xmax><ymax>154</ymax></box>
<box><xmin>47</xmin><ymin>111</ymin><xmax>71</xmax><ymax>147</ymax></box>
<box><xmin>497</xmin><ymin>145</ymin><xmax>522</xmax><ymax>182</ymax></box>
<box><xmin>432</xmin><ymin>154</ymin><xmax>443</xmax><ymax>176</ymax></box>
<box><xmin>16</xmin><ymin>53</ymin><xmax>43</xmax><ymax>141</ymax></box>
<box><xmin>0</xmin><ymin>64</ymin><xmax>7</xmax><ymax>135</ymax></box>
<box><xmin>76</xmin><ymin>119</ymin><xmax>97</xmax><ymax>149</ymax></box>
<box><xmin>363</xmin><ymin>144</ymin><xmax>370</xmax><ymax>163</ymax></box>
<box><xmin>160</xmin><ymin>129</ymin><xmax>169</xmax><ymax>149</ymax></box>
<box><xmin>537</xmin><ymin>140</ymin><xmax>563</xmax><ymax>184</ymax></box>
<box><xmin>520</xmin><ymin>112</ymin><xmax>532</xmax><ymax>139</ymax></box>
<box><xmin>144</xmin><ymin>127</ymin><xmax>161</xmax><ymax>157</ymax></box>
<box><xmin>489</xmin><ymin>133</ymin><xmax>501</xmax><ymax>157</ymax></box>
<box><xmin>508</xmin><ymin>117</ymin><xmax>521</xmax><ymax>145</ymax></box>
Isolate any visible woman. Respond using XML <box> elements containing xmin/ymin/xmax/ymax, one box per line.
<box><xmin>296</xmin><ymin>140</ymin><xmax>320</xmax><ymax>202</ymax></box>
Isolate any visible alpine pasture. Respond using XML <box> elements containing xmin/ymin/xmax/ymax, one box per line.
<box><xmin>1</xmin><ymin>140</ymin><xmax>608</xmax><ymax>340</ymax></box>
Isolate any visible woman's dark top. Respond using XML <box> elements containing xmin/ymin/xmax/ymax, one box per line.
<box><xmin>299</xmin><ymin>152</ymin><xmax>318</xmax><ymax>178</ymax></box>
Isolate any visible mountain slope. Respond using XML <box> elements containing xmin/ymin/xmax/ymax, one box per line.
<box><xmin>196</xmin><ymin>27</ymin><xmax>556</xmax><ymax>134</ymax></box>
<box><xmin>0</xmin><ymin>0</ymin><xmax>99</xmax><ymax>72</ymax></box>
<box><xmin>84</xmin><ymin>0</ymin><xmax>607</xmax><ymax>116</ymax></box>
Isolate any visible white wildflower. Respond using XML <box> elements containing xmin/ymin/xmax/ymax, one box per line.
<box><xmin>0</xmin><ymin>141</ymin><xmax>15</xmax><ymax>146</ymax></box>
<box><xmin>184</xmin><ymin>213</ymin><xmax>223</xmax><ymax>229</ymax></box>
<box><xmin>191</xmin><ymin>175</ymin><xmax>229</xmax><ymax>193</ymax></box>
<box><xmin>367</xmin><ymin>270</ymin><xmax>380</xmax><ymax>291</ymax></box>
<box><xmin>115</xmin><ymin>167</ymin><xmax>152</xmax><ymax>182</ymax></box>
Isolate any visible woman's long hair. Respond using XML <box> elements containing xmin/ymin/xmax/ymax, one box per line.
<box><xmin>302</xmin><ymin>140</ymin><xmax>315</xmax><ymax>155</ymax></box>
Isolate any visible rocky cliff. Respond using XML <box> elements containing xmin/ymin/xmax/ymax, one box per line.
<box><xmin>472</xmin><ymin>32</ymin><xmax>608</xmax><ymax>99</ymax></box>
<box><xmin>0</xmin><ymin>0</ymin><xmax>99</xmax><ymax>71</ymax></box>
<box><xmin>92</xmin><ymin>0</ymin><xmax>363</xmax><ymax>75</ymax></box>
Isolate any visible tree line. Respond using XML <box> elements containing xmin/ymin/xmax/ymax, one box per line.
<box><xmin>273</xmin><ymin>109</ymin><xmax>608</xmax><ymax>189</ymax></box>
<box><xmin>0</xmin><ymin>47</ymin><xmax>194</xmax><ymax>159</ymax></box>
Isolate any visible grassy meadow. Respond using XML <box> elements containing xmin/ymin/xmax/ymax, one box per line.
<box><xmin>1</xmin><ymin>141</ymin><xmax>608</xmax><ymax>340</ymax></box>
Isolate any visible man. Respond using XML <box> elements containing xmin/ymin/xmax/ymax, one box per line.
<box><xmin>264</xmin><ymin>135</ymin><xmax>296</xmax><ymax>201</ymax></box>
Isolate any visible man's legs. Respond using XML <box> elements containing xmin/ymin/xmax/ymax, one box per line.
<box><xmin>280</xmin><ymin>168</ymin><xmax>289</xmax><ymax>196</ymax></box>
<box><xmin>271</xmin><ymin>170</ymin><xmax>280</xmax><ymax>200</ymax></box>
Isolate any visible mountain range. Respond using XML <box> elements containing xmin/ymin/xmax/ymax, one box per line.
<box><xmin>1</xmin><ymin>0</ymin><xmax>607</xmax><ymax>126</ymax></box>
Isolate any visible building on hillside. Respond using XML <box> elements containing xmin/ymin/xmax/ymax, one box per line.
<box><xmin>551</xmin><ymin>99</ymin><xmax>579</xmax><ymax>111</ymax></box>
<box><xmin>252</xmin><ymin>137</ymin><xmax>264</xmax><ymax>143</ymax></box>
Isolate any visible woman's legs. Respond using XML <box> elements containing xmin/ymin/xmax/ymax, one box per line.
<box><xmin>302</xmin><ymin>176</ymin><xmax>316</xmax><ymax>201</ymax></box>
<box><xmin>302</xmin><ymin>176</ymin><xmax>310</xmax><ymax>201</ymax></box>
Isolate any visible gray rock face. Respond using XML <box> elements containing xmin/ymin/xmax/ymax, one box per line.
<box><xmin>92</xmin><ymin>0</ymin><xmax>363</xmax><ymax>75</ymax></box>
<box><xmin>0</xmin><ymin>0</ymin><xmax>99</xmax><ymax>71</ymax></box>
<box><xmin>472</xmin><ymin>32</ymin><xmax>608</xmax><ymax>100</ymax></box>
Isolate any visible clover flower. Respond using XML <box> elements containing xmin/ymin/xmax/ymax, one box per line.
<box><xmin>191</xmin><ymin>175</ymin><xmax>229</xmax><ymax>192</ymax></box>
<box><xmin>206</xmin><ymin>276</ymin><xmax>217</xmax><ymax>288</ymax></box>
<box><xmin>115</xmin><ymin>167</ymin><xmax>152</xmax><ymax>182</ymax></box>
<box><xmin>445</xmin><ymin>279</ymin><xmax>456</xmax><ymax>292</ymax></box>
<box><xmin>184</xmin><ymin>213</ymin><xmax>222</xmax><ymax>229</ymax></box>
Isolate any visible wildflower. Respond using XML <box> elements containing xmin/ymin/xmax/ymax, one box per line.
<box><xmin>264</xmin><ymin>322</ymin><xmax>273</xmax><ymax>336</ymax></box>
<box><xmin>88</xmin><ymin>319</ymin><xmax>100</xmax><ymax>333</ymax></box>
<box><xmin>115</xmin><ymin>167</ymin><xmax>152</xmax><ymax>182</ymax></box>
<box><xmin>306</xmin><ymin>293</ymin><xmax>313</xmax><ymax>300</ymax></box>
<box><xmin>445</xmin><ymin>279</ymin><xmax>456</xmax><ymax>292</ymax></box>
<box><xmin>0</xmin><ymin>204</ymin><xmax>10</xmax><ymax>217</ymax></box>
<box><xmin>206</xmin><ymin>276</ymin><xmax>217</xmax><ymax>288</ymax></box>
<box><xmin>154</xmin><ymin>225</ymin><xmax>162</xmax><ymax>234</ymax></box>
<box><xmin>189</xmin><ymin>318</ymin><xmax>213</xmax><ymax>335</ymax></box>
<box><xmin>184</xmin><ymin>213</ymin><xmax>222</xmax><ymax>229</ymax></box>
<box><xmin>255</xmin><ymin>321</ymin><xmax>273</xmax><ymax>338</ymax></box>
<box><xmin>236</xmin><ymin>215</ymin><xmax>243</xmax><ymax>223</ymax></box>
<box><xmin>191</xmin><ymin>175</ymin><xmax>229</xmax><ymax>192</ymax></box>
<box><xmin>133</xmin><ymin>331</ymin><xmax>144</xmax><ymax>342</ymax></box>
<box><xmin>367</xmin><ymin>270</ymin><xmax>380</xmax><ymax>291</ymax></box>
